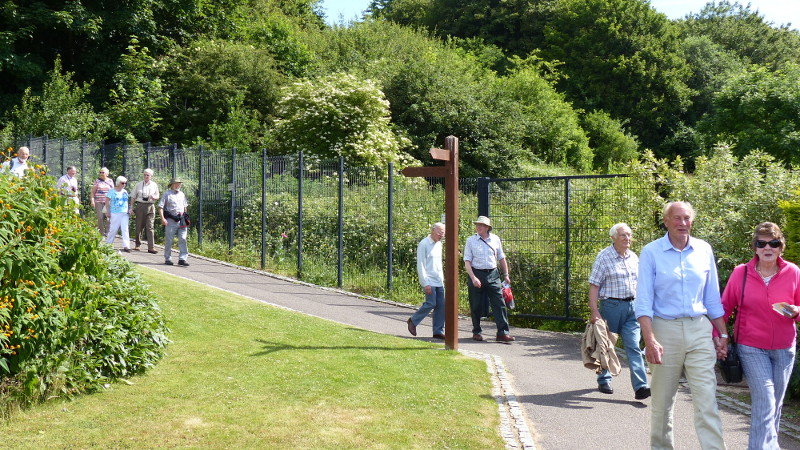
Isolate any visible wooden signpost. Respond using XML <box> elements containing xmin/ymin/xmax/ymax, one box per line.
<box><xmin>401</xmin><ymin>136</ymin><xmax>459</xmax><ymax>350</ymax></box>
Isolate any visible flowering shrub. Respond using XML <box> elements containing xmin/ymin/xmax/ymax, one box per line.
<box><xmin>0</xmin><ymin>149</ymin><xmax>168</xmax><ymax>412</ymax></box>
<box><xmin>272</xmin><ymin>73</ymin><xmax>412</xmax><ymax>166</ymax></box>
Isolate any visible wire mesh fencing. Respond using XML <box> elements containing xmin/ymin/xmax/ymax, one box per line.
<box><xmin>13</xmin><ymin>136</ymin><xmax>659</xmax><ymax>321</ymax></box>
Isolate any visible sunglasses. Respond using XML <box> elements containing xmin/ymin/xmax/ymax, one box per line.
<box><xmin>756</xmin><ymin>239</ymin><xmax>782</xmax><ymax>248</ymax></box>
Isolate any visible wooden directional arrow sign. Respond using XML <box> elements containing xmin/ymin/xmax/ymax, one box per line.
<box><xmin>400</xmin><ymin>166</ymin><xmax>448</xmax><ymax>178</ymax></box>
<box><xmin>429</xmin><ymin>147</ymin><xmax>450</xmax><ymax>161</ymax></box>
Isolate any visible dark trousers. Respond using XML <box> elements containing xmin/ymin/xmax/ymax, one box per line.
<box><xmin>468</xmin><ymin>268</ymin><xmax>510</xmax><ymax>336</ymax></box>
<box><xmin>134</xmin><ymin>202</ymin><xmax>156</xmax><ymax>250</ymax></box>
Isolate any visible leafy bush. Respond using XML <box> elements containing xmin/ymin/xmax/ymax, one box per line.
<box><xmin>0</xmin><ymin>155</ymin><xmax>169</xmax><ymax>415</ymax></box>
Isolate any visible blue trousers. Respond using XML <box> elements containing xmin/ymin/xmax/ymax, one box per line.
<box><xmin>410</xmin><ymin>286</ymin><xmax>445</xmax><ymax>335</ymax></box>
<box><xmin>597</xmin><ymin>298</ymin><xmax>649</xmax><ymax>391</ymax></box>
<box><xmin>739</xmin><ymin>343</ymin><xmax>796</xmax><ymax>450</ymax></box>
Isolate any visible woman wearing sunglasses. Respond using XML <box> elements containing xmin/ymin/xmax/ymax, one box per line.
<box><xmin>719</xmin><ymin>222</ymin><xmax>800</xmax><ymax>449</ymax></box>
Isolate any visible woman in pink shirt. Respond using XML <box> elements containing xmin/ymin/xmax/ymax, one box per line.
<box><xmin>720</xmin><ymin>222</ymin><xmax>800</xmax><ymax>449</ymax></box>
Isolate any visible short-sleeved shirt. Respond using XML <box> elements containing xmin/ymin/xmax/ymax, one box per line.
<box><xmin>2</xmin><ymin>158</ymin><xmax>29</xmax><ymax>177</ymax></box>
<box><xmin>57</xmin><ymin>174</ymin><xmax>79</xmax><ymax>198</ymax></box>
<box><xmin>105</xmin><ymin>189</ymin><xmax>129</xmax><ymax>214</ymax></box>
<box><xmin>159</xmin><ymin>189</ymin><xmax>188</xmax><ymax>218</ymax></box>
<box><xmin>463</xmin><ymin>233</ymin><xmax>506</xmax><ymax>270</ymax></box>
<box><xmin>93</xmin><ymin>178</ymin><xmax>114</xmax><ymax>203</ymax></box>
<box><xmin>588</xmin><ymin>245</ymin><xmax>638</xmax><ymax>299</ymax></box>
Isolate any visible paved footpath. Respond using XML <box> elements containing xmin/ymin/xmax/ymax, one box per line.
<box><xmin>123</xmin><ymin>247</ymin><xmax>800</xmax><ymax>449</ymax></box>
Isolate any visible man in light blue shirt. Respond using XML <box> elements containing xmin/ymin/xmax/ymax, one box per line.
<box><xmin>407</xmin><ymin>223</ymin><xmax>445</xmax><ymax>339</ymax></box>
<box><xmin>636</xmin><ymin>201</ymin><xmax>729</xmax><ymax>450</ymax></box>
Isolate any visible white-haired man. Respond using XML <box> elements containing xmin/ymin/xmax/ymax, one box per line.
<box><xmin>131</xmin><ymin>168</ymin><xmax>160</xmax><ymax>253</ymax></box>
<box><xmin>588</xmin><ymin>223</ymin><xmax>649</xmax><ymax>400</ymax></box>
<box><xmin>2</xmin><ymin>146</ymin><xmax>30</xmax><ymax>177</ymax></box>
<box><xmin>407</xmin><ymin>223</ymin><xmax>446</xmax><ymax>339</ymax></box>
<box><xmin>636</xmin><ymin>201</ymin><xmax>728</xmax><ymax>449</ymax></box>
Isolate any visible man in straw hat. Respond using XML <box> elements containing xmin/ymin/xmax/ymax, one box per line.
<box><xmin>463</xmin><ymin>216</ymin><xmax>515</xmax><ymax>343</ymax></box>
<box><xmin>159</xmin><ymin>177</ymin><xmax>189</xmax><ymax>266</ymax></box>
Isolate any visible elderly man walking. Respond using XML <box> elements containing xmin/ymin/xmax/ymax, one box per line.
<box><xmin>159</xmin><ymin>178</ymin><xmax>189</xmax><ymax>266</ymax></box>
<box><xmin>131</xmin><ymin>169</ymin><xmax>160</xmax><ymax>253</ymax></box>
<box><xmin>407</xmin><ymin>223</ymin><xmax>446</xmax><ymax>339</ymax></box>
<box><xmin>464</xmin><ymin>216</ymin><xmax>515</xmax><ymax>343</ymax></box>
<box><xmin>588</xmin><ymin>223</ymin><xmax>650</xmax><ymax>400</ymax></box>
<box><xmin>636</xmin><ymin>201</ymin><xmax>728</xmax><ymax>450</ymax></box>
<box><xmin>2</xmin><ymin>146</ymin><xmax>30</xmax><ymax>177</ymax></box>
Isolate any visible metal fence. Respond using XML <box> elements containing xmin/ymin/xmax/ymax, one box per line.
<box><xmin>16</xmin><ymin>135</ymin><xmax>658</xmax><ymax>321</ymax></box>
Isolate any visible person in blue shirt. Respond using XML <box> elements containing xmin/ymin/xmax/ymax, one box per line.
<box><xmin>105</xmin><ymin>176</ymin><xmax>132</xmax><ymax>252</ymax></box>
<box><xmin>635</xmin><ymin>201</ymin><xmax>729</xmax><ymax>450</ymax></box>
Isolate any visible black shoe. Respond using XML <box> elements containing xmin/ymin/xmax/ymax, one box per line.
<box><xmin>635</xmin><ymin>387</ymin><xmax>651</xmax><ymax>400</ymax></box>
<box><xmin>432</xmin><ymin>333</ymin><xmax>446</xmax><ymax>339</ymax></box>
<box><xmin>598</xmin><ymin>384</ymin><xmax>613</xmax><ymax>394</ymax></box>
<box><xmin>122</xmin><ymin>248</ymin><xmax>131</xmax><ymax>253</ymax></box>
<box><xmin>178</xmin><ymin>260</ymin><xmax>189</xmax><ymax>266</ymax></box>
<box><xmin>164</xmin><ymin>260</ymin><xmax>174</xmax><ymax>265</ymax></box>
<box><xmin>407</xmin><ymin>318</ymin><xmax>417</xmax><ymax>336</ymax></box>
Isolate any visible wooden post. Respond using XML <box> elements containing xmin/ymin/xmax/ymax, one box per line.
<box><xmin>402</xmin><ymin>136</ymin><xmax>459</xmax><ymax>350</ymax></box>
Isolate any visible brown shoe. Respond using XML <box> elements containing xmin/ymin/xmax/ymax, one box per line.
<box><xmin>148</xmin><ymin>249</ymin><xmax>158</xmax><ymax>254</ymax></box>
<box><xmin>134</xmin><ymin>246</ymin><xmax>141</xmax><ymax>251</ymax></box>
<box><xmin>407</xmin><ymin>318</ymin><xmax>417</xmax><ymax>336</ymax></box>
<box><xmin>432</xmin><ymin>334</ymin><xmax>446</xmax><ymax>339</ymax></box>
<box><xmin>496</xmin><ymin>334</ymin><xmax>515</xmax><ymax>343</ymax></box>
<box><xmin>472</xmin><ymin>334</ymin><xmax>483</xmax><ymax>341</ymax></box>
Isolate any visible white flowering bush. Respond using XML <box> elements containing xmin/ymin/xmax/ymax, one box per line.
<box><xmin>272</xmin><ymin>73</ymin><xmax>412</xmax><ymax>166</ymax></box>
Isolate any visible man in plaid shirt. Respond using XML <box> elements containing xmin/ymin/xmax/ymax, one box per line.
<box><xmin>588</xmin><ymin>223</ymin><xmax>650</xmax><ymax>400</ymax></box>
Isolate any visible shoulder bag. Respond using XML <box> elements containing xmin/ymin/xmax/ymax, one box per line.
<box><xmin>718</xmin><ymin>266</ymin><xmax>746</xmax><ymax>383</ymax></box>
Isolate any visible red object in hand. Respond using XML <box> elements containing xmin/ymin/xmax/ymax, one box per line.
<box><xmin>502</xmin><ymin>286</ymin><xmax>515</xmax><ymax>309</ymax></box>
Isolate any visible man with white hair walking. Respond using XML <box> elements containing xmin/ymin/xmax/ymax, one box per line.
<box><xmin>2</xmin><ymin>146</ymin><xmax>30</xmax><ymax>177</ymax></box>
<box><xmin>588</xmin><ymin>223</ymin><xmax>650</xmax><ymax>400</ymax></box>
<box><xmin>407</xmin><ymin>223</ymin><xmax>446</xmax><ymax>339</ymax></box>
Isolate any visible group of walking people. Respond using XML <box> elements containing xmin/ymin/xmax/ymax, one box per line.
<box><xmin>589</xmin><ymin>201</ymin><xmax>800</xmax><ymax>450</ymax></box>
<box><xmin>88</xmin><ymin>168</ymin><xmax>191</xmax><ymax>266</ymax></box>
<box><xmin>2</xmin><ymin>147</ymin><xmax>191</xmax><ymax>267</ymax></box>
<box><xmin>407</xmin><ymin>215</ymin><xmax>515</xmax><ymax>344</ymax></box>
<box><xmin>408</xmin><ymin>202</ymin><xmax>800</xmax><ymax>450</ymax></box>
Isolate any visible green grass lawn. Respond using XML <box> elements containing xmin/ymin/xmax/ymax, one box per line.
<box><xmin>1</xmin><ymin>267</ymin><xmax>503</xmax><ymax>448</ymax></box>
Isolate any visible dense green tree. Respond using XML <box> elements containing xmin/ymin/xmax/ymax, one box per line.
<box><xmin>581</xmin><ymin>110</ymin><xmax>639</xmax><ymax>171</ymax></box>
<box><xmin>158</xmin><ymin>40</ymin><xmax>284</xmax><ymax>146</ymax></box>
<box><xmin>699</xmin><ymin>64</ymin><xmax>800</xmax><ymax>165</ymax></box>
<box><xmin>309</xmin><ymin>20</ymin><xmax>594</xmax><ymax>176</ymax></box>
<box><xmin>105</xmin><ymin>40</ymin><xmax>169</xmax><ymax>143</ymax></box>
<box><xmin>677</xmin><ymin>1</ymin><xmax>800</xmax><ymax>71</ymax></box>
<box><xmin>8</xmin><ymin>58</ymin><xmax>106</xmax><ymax>141</ymax></box>
<box><xmin>539</xmin><ymin>0</ymin><xmax>693</xmax><ymax>154</ymax></box>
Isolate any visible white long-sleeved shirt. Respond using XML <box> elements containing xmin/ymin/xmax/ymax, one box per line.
<box><xmin>417</xmin><ymin>236</ymin><xmax>443</xmax><ymax>288</ymax></box>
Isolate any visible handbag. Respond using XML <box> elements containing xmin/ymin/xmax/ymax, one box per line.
<box><xmin>718</xmin><ymin>266</ymin><xmax>746</xmax><ymax>383</ymax></box>
<box><xmin>502</xmin><ymin>283</ymin><xmax>515</xmax><ymax>310</ymax></box>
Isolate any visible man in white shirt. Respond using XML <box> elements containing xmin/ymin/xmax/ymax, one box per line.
<box><xmin>407</xmin><ymin>223</ymin><xmax>446</xmax><ymax>339</ymax></box>
<box><xmin>56</xmin><ymin>166</ymin><xmax>80</xmax><ymax>213</ymax></box>
<box><xmin>463</xmin><ymin>216</ymin><xmax>515</xmax><ymax>343</ymax></box>
<box><xmin>2</xmin><ymin>146</ymin><xmax>30</xmax><ymax>177</ymax></box>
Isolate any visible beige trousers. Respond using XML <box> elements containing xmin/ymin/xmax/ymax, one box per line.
<box><xmin>650</xmin><ymin>316</ymin><xmax>725</xmax><ymax>450</ymax></box>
